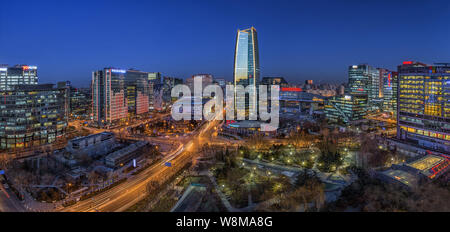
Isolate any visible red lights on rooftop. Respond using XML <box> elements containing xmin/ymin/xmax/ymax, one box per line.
<box><xmin>403</xmin><ymin>61</ymin><xmax>413</xmax><ymax>65</ymax></box>
<box><xmin>281</xmin><ymin>87</ymin><xmax>302</xmax><ymax>92</ymax></box>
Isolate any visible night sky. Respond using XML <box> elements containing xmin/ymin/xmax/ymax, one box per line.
<box><xmin>1</xmin><ymin>0</ymin><xmax>449</xmax><ymax>87</ymax></box>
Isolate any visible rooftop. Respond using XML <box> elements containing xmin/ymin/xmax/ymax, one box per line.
<box><xmin>105</xmin><ymin>140</ymin><xmax>148</xmax><ymax>161</ymax></box>
<box><xmin>381</xmin><ymin>169</ymin><xmax>419</xmax><ymax>188</ymax></box>
<box><xmin>407</xmin><ymin>154</ymin><xmax>450</xmax><ymax>179</ymax></box>
<box><xmin>70</xmin><ymin>132</ymin><xmax>114</xmax><ymax>144</ymax></box>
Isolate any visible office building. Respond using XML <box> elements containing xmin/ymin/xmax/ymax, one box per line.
<box><xmin>348</xmin><ymin>64</ymin><xmax>381</xmax><ymax>109</ymax></box>
<box><xmin>324</xmin><ymin>95</ymin><xmax>367</xmax><ymax>125</ymax></box>
<box><xmin>162</xmin><ymin>76</ymin><xmax>183</xmax><ymax>103</ymax></box>
<box><xmin>0</xmin><ymin>64</ymin><xmax>38</xmax><ymax>91</ymax></box>
<box><xmin>92</xmin><ymin>68</ymin><xmax>151</xmax><ymax>124</ymax></box>
<box><xmin>233</xmin><ymin>27</ymin><xmax>260</xmax><ymax>119</ymax></box>
<box><xmin>382</xmin><ymin>70</ymin><xmax>398</xmax><ymax>116</ymax></box>
<box><xmin>147</xmin><ymin>72</ymin><xmax>161</xmax><ymax>110</ymax></box>
<box><xmin>396</xmin><ymin>61</ymin><xmax>450</xmax><ymax>153</ymax></box>
<box><xmin>0</xmin><ymin>84</ymin><xmax>67</xmax><ymax>149</ymax></box>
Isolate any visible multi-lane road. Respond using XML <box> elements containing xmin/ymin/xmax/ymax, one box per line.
<box><xmin>61</xmin><ymin>113</ymin><xmax>222</xmax><ymax>212</ymax></box>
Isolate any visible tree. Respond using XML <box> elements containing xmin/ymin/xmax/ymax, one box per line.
<box><xmin>146</xmin><ymin>181</ymin><xmax>159</xmax><ymax>194</ymax></box>
<box><xmin>0</xmin><ymin>153</ymin><xmax>12</xmax><ymax>170</ymax></box>
<box><xmin>358</xmin><ymin>135</ymin><xmax>389</xmax><ymax>169</ymax></box>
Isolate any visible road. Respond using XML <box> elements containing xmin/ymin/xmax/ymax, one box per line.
<box><xmin>0</xmin><ymin>183</ymin><xmax>26</xmax><ymax>212</ymax></box>
<box><xmin>61</xmin><ymin>112</ymin><xmax>222</xmax><ymax>212</ymax></box>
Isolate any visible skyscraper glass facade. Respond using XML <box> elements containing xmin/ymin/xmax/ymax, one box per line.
<box><xmin>233</xmin><ymin>27</ymin><xmax>260</xmax><ymax>119</ymax></box>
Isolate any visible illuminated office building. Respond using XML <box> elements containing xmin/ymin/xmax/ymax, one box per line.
<box><xmin>324</xmin><ymin>95</ymin><xmax>367</xmax><ymax>125</ymax></box>
<box><xmin>147</xmin><ymin>72</ymin><xmax>161</xmax><ymax>111</ymax></box>
<box><xmin>162</xmin><ymin>76</ymin><xmax>183</xmax><ymax>103</ymax></box>
<box><xmin>0</xmin><ymin>64</ymin><xmax>38</xmax><ymax>91</ymax></box>
<box><xmin>0</xmin><ymin>84</ymin><xmax>67</xmax><ymax>149</ymax></box>
<box><xmin>397</xmin><ymin>61</ymin><xmax>450</xmax><ymax>153</ymax></box>
<box><xmin>348</xmin><ymin>64</ymin><xmax>381</xmax><ymax>109</ymax></box>
<box><xmin>382</xmin><ymin>71</ymin><xmax>398</xmax><ymax>116</ymax></box>
<box><xmin>147</xmin><ymin>72</ymin><xmax>161</xmax><ymax>83</ymax></box>
<box><xmin>233</xmin><ymin>27</ymin><xmax>260</xmax><ymax>119</ymax></box>
<box><xmin>92</xmin><ymin>68</ymin><xmax>151</xmax><ymax>124</ymax></box>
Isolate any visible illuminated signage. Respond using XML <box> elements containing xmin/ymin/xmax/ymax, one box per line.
<box><xmin>403</xmin><ymin>61</ymin><xmax>413</xmax><ymax>65</ymax></box>
<box><xmin>22</xmin><ymin>65</ymin><xmax>37</xmax><ymax>70</ymax></box>
<box><xmin>281</xmin><ymin>87</ymin><xmax>302</xmax><ymax>92</ymax></box>
<box><xmin>0</xmin><ymin>68</ymin><xmax>7</xmax><ymax>71</ymax></box>
<box><xmin>352</xmin><ymin>65</ymin><xmax>358</xmax><ymax>69</ymax></box>
<box><xmin>111</xmin><ymin>69</ymin><xmax>126</xmax><ymax>73</ymax></box>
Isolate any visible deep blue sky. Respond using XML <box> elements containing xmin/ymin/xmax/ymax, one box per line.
<box><xmin>1</xmin><ymin>0</ymin><xmax>449</xmax><ymax>87</ymax></box>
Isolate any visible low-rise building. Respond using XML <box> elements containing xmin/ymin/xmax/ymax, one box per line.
<box><xmin>377</xmin><ymin>153</ymin><xmax>450</xmax><ymax>189</ymax></box>
<box><xmin>66</xmin><ymin>132</ymin><xmax>115</xmax><ymax>158</ymax></box>
<box><xmin>324</xmin><ymin>95</ymin><xmax>367</xmax><ymax>125</ymax></box>
<box><xmin>104</xmin><ymin>140</ymin><xmax>150</xmax><ymax>168</ymax></box>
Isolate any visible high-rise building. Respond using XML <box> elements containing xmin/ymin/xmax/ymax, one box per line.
<box><xmin>162</xmin><ymin>76</ymin><xmax>183</xmax><ymax>103</ymax></box>
<box><xmin>147</xmin><ymin>72</ymin><xmax>161</xmax><ymax>111</ymax></box>
<box><xmin>147</xmin><ymin>72</ymin><xmax>161</xmax><ymax>84</ymax></box>
<box><xmin>92</xmin><ymin>68</ymin><xmax>151</xmax><ymax>124</ymax></box>
<box><xmin>396</xmin><ymin>61</ymin><xmax>450</xmax><ymax>153</ymax></box>
<box><xmin>0</xmin><ymin>84</ymin><xmax>67</xmax><ymax>149</ymax></box>
<box><xmin>233</xmin><ymin>27</ymin><xmax>260</xmax><ymax>119</ymax></box>
<box><xmin>305</xmin><ymin>80</ymin><xmax>314</xmax><ymax>85</ymax></box>
<box><xmin>377</xmin><ymin>68</ymin><xmax>388</xmax><ymax>98</ymax></box>
<box><xmin>0</xmin><ymin>64</ymin><xmax>38</xmax><ymax>91</ymax></box>
<box><xmin>382</xmin><ymin>70</ymin><xmax>398</xmax><ymax>116</ymax></box>
<box><xmin>348</xmin><ymin>64</ymin><xmax>381</xmax><ymax>109</ymax></box>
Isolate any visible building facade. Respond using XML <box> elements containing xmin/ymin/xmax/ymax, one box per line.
<box><xmin>0</xmin><ymin>84</ymin><xmax>67</xmax><ymax>149</ymax></box>
<box><xmin>348</xmin><ymin>64</ymin><xmax>381</xmax><ymax>109</ymax></box>
<box><xmin>382</xmin><ymin>70</ymin><xmax>398</xmax><ymax>116</ymax></box>
<box><xmin>0</xmin><ymin>64</ymin><xmax>38</xmax><ymax>91</ymax></box>
<box><xmin>92</xmin><ymin>68</ymin><xmax>151</xmax><ymax>124</ymax></box>
<box><xmin>324</xmin><ymin>95</ymin><xmax>367</xmax><ymax>125</ymax></box>
<box><xmin>147</xmin><ymin>72</ymin><xmax>161</xmax><ymax>111</ymax></box>
<box><xmin>233</xmin><ymin>27</ymin><xmax>260</xmax><ymax>119</ymax></box>
<box><xmin>396</xmin><ymin>61</ymin><xmax>450</xmax><ymax>153</ymax></box>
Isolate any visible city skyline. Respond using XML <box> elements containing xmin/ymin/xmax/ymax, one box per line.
<box><xmin>0</xmin><ymin>0</ymin><xmax>449</xmax><ymax>215</ymax></box>
<box><xmin>1</xmin><ymin>0</ymin><xmax>449</xmax><ymax>87</ymax></box>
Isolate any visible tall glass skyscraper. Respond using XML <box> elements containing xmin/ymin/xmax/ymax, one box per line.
<box><xmin>233</xmin><ymin>27</ymin><xmax>260</xmax><ymax>119</ymax></box>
